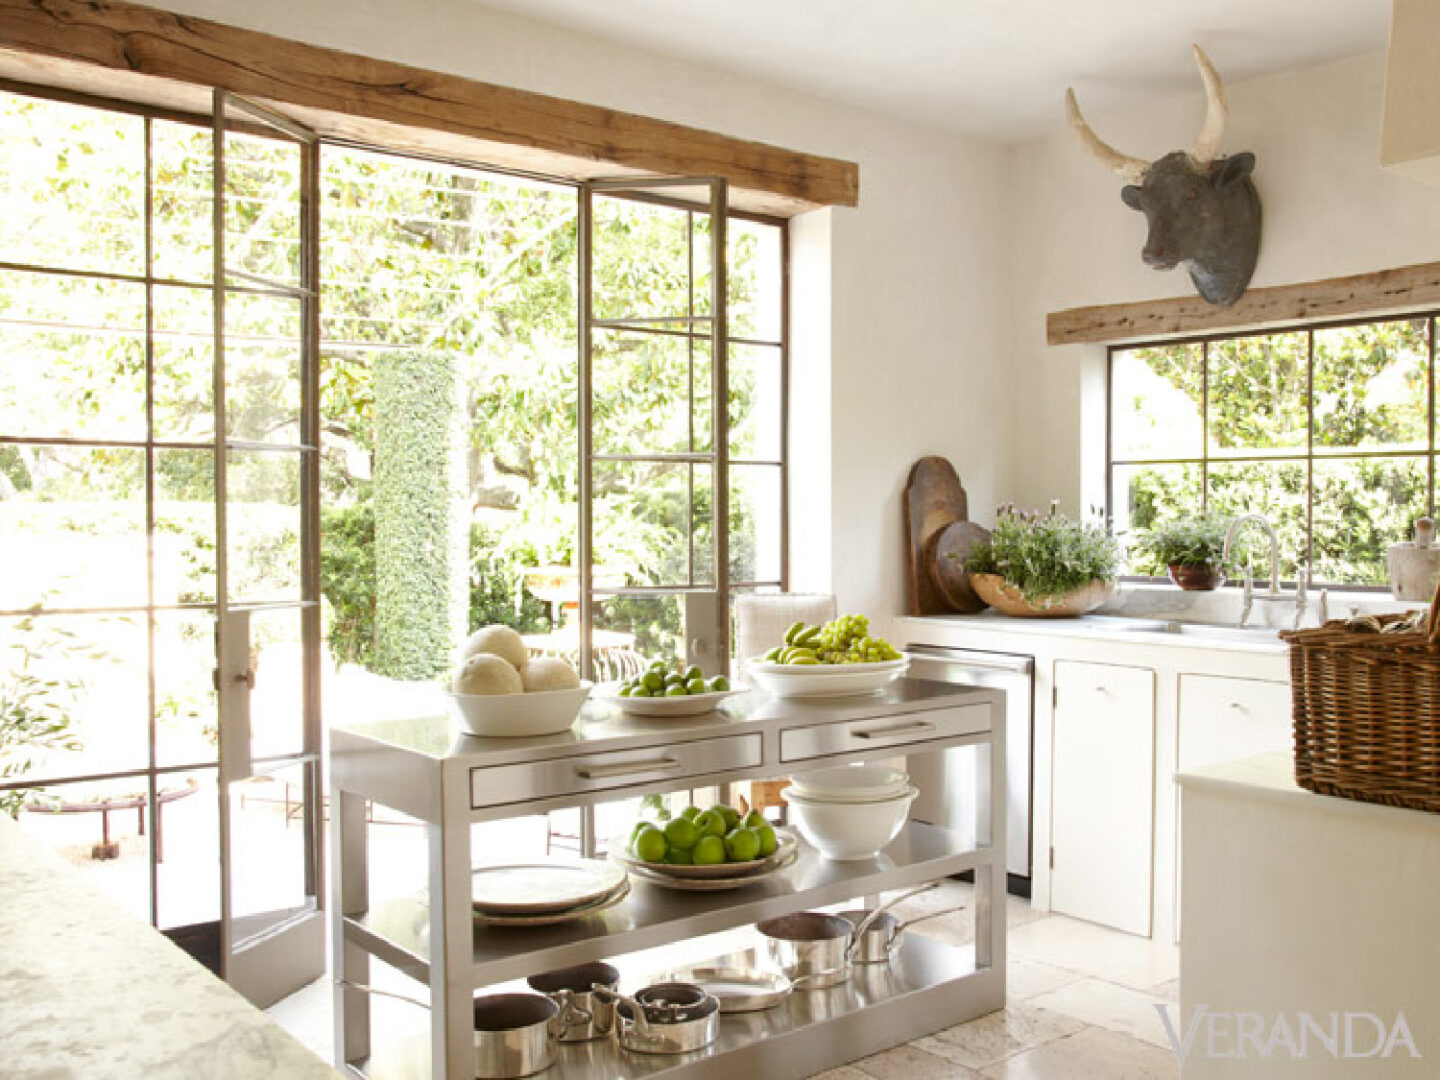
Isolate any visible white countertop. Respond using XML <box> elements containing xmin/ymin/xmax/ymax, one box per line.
<box><xmin>0</xmin><ymin>816</ymin><xmax>341</xmax><ymax>1080</ymax></box>
<box><xmin>899</xmin><ymin>610</ymin><xmax>1289</xmax><ymax>654</ymax></box>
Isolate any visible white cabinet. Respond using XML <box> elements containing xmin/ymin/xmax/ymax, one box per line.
<box><xmin>1173</xmin><ymin>673</ymin><xmax>1291</xmax><ymax>938</ymax></box>
<box><xmin>1050</xmin><ymin>659</ymin><xmax>1156</xmax><ymax>936</ymax></box>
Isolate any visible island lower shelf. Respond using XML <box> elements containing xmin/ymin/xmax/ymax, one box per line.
<box><xmin>346</xmin><ymin>822</ymin><xmax>989</xmax><ymax>986</ymax></box>
<box><xmin>356</xmin><ymin>932</ymin><xmax>997</xmax><ymax>1080</ymax></box>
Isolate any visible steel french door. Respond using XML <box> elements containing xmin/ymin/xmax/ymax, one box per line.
<box><xmin>211</xmin><ymin>90</ymin><xmax>325</xmax><ymax>1007</ymax></box>
<box><xmin>577</xmin><ymin>178</ymin><xmax>730</xmax><ymax>682</ymax></box>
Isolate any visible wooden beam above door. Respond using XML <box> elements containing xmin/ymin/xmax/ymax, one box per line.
<box><xmin>0</xmin><ymin>0</ymin><xmax>859</xmax><ymax>217</ymax></box>
<box><xmin>1048</xmin><ymin>259</ymin><xmax>1440</xmax><ymax>345</ymax></box>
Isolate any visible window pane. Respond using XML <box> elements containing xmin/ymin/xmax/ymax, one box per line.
<box><xmin>730</xmin><ymin>464</ymin><xmax>781</xmax><ymax>583</ymax></box>
<box><xmin>1312</xmin><ymin>457</ymin><xmax>1429</xmax><ymax>586</ymax></box>
<box><xmin>592</xmin><ymin>328</ymin><xmax>711</xmax><ymax>456</ymax></box>
<box><xmin>151</xmin><ymin>120</ymin><xmax>214</xmax><ymax>283</ymax></box>
<box><xmin>222</xmin><ymin>127</ymin><xmax>302</xmax><ymax>286</ymax></box>
<box><xmin>0</xmin><ymin>91</ymin><xmax>144</xmax><ymax>275</ymax></box>
<box><xmin>592</xmin><ymin>195</ymin><xmax>693</xmax><ymax>321</ymax></box>
<box><xmin>225</xmin><ymin>290</ymin><xmax>302</xmax><ymax>444</ymax></box>
<box><xmin>155</xmin><ymin>449</ymin><xmax>216</xmax><ymax>605</ymax></box>
<box><xmin>729</xmin><ymin>343</ymin><xmax>782</xmax><ymax>462</ymax></box>
<box><xmin>1</xmin><ymin>611</ymin><xmax>149</xmax><ymax>779</ymax></box>
<box><xmin>153</xmin><ymin>285</ymin><xmax>215</xmax><ymax>443</ymax></box>
<box><xmin>1110</xmin><ymin>463</ymin><xmax>1203</xmax><ymax>573</ymax></box>
<box><xmin>156</xmin><ymin>768</ymin><xmax>220</xmax><ymax>931</ymax></box>
<box><xmin>1111</xmin><ymin>344</ymin><xmax>1202</xmax><ymax>460</ymax></box>
<box><xmin>14</xmin><ymin>777</ymin><xmax>154</xmax><ymax>923</ymax></box>
<box><xmin>0</xmin><ymin>270</ymin><xmax>146</xmax><ymax>441</ymax></box>
<box><xmin>592</xmin><ymin>594</ymin><xmax>684</xmax><ymax>670</ymax></box>
<box><xmin>230</xmin><ymin>759</ymin><xmax>317</xmax><ymax>934</ymax></box>
<box><xmin>0</xmin><ymin>445</ymin><xmax>146</xmax><ymax>610</ymax></box>
<box><xmin>1313</xmin><ymin>320</ymin><xmax>1429</xmax><ymax>453</ymax></box>
<box><xmin>728</xmin><ymin>220</ymin><xmax>782</xmax><ymax>342</ymax></box>
<box><xmin>248</xmin><ymin>606</ymin><xmax>307</xmax><ymax>760</ymax></box>
<box><xmin>592</xmin><ymin>461</ymin><xmax>712</xmax><ymax>588</ymax></box>
<box><xmin>155</xmin><ymin>609</ymin><xmax>219</xmax><ymax>768</ymax></box>
<box><xmin>227</xmin><ymin>449</ymin><xmax>302</xmax><ymax>604</ymax></box>
<box><xmin>1208</xmin><ymin>332</ymin><xmax>1308</xmax><ymax>456</ymax></box>
<box><xmin>1206</xmin><ymin>460</ymin><xmax>1308</xmax><ymax>583</ymax></box>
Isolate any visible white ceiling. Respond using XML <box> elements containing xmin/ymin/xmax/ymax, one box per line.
<box><xmin>474</xmin><ymin>0</ymin><xmax>1392</xmax><ymax>140</ymax></box>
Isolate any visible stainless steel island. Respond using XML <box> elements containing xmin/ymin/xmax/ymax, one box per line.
<box><xmin>329</xmin><ymin>678</ymin><xmax>1005</xmax><ymax>1079</ymax></box>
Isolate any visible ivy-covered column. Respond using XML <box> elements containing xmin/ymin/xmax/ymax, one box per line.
<box><xmin>372</xmin><ymin>350</ymin><xmax>468</xmax><ymax>680</ymax></box>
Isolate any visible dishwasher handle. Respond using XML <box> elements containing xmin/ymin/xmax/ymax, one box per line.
<box><xmin>906</xmin><ymin>646</ymin><xmax>1034</xmax><ymax>675</ymax></box>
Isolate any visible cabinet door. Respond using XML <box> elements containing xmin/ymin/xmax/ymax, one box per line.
<box><xmin>1174</xmin><ymin>674</ymin><xmax>1292</xmax><ymax>938</ymax></box>
<box><xmin>1051</xmin><ymin>660</ymin><xmax>1155</xmax><ymax>936</ymax></box>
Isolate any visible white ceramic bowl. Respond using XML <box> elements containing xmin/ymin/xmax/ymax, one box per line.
<box><xmin>787</xmin><ymin>764</ymin><xmax>911</xmax><ymax>803</ymax></box>
<box><xmin>447</xmin><ymin>681</ymin><xmax>593</xmax><ymax>737</ymax></box>
<box><xmin>746</xmin><ymin>655</ymin><xmax>909</xmax><ymax>699</ymax></box>
<box><xmin>784</xmin><ymin>786</ymin><xmax>918</xmax><ymax>861</ymax></box>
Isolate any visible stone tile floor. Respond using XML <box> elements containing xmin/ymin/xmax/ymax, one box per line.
<box><xmin>272</xmin><ymin>879</ymin><xmax>1181</xmax><ymax>1078</ymax></box>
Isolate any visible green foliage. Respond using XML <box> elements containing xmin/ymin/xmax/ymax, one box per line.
<box><xmin>319</xmin><ymin>497</ymin><xmax>377</xmax><ymax>667</ymax></box>
<box><xmin>468</xmin><ymin>522</ymin><xmax>549</xmax><ymax>634</ymax></box>
<box><xmin>0</xmin><ymin>609</ymin><xmax>87</xmax><ymax>816</ymax></box>
<box><xmin>965</xmin><ymin>503</ymin><xmax>1120</xmax><ymax>602</ymax></box>
<box><xmin>373</xmin><ymin>351</ymin><xmax>462</xmax><ymax>680</ymax></box>
<box><xmin>1139</xmin><ymin>514</ymin><xmax>1233</xmax><ymax>571</ymax></box>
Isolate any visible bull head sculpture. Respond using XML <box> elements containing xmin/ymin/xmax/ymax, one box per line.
<box><xmin>1066</xmin><ymin>45</ymin><xmax>1260</xmax><ymax>307</ymax></box>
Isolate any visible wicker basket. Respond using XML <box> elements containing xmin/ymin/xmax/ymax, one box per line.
<box><xmin>1279</xmin><ymin>580</ymin><xmax>1440</xmax><ymax>812</ymax></box>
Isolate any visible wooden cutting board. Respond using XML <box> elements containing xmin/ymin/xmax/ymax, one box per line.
<box><xmin>926</xmin><ymin>520</ymin><xmax>990</xmax><ymax>612</ymax></box>
<box><xmin>903</xmin><ymin>457</ymin><xmax>987</xmax><ymax>615</ymax></box>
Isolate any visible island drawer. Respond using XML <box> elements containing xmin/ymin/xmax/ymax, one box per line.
<box><xmin>469</xmin><ymin>734</ymin><xmax>763</xmax><ymax>807</ymax></box>
<box><xmin>781</xmin><ymin>703</ymin><xmax>990</xmax><ymax>761</ymax></box>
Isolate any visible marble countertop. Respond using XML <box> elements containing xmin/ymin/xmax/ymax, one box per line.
<box><xmin>0</xmin><ymin>816</ymin><xmax>342</xmax><ymax>1080</ymax></box>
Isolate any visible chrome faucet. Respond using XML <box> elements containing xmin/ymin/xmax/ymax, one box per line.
<box><xmin>1222</xmin><ymin>513</ymin><xmax>1312</xmax><ymax>629</ymax></box>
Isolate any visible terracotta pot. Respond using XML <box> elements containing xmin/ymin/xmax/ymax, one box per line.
<box><xmin>969</xmin><ymin>573</ymin><xmax>1113</xmax><ymax>618</ymax></box>
<box><xmin>1166</xmin><ymin>563</ymin><xmax>1225</xmax><ymax>591</ymax></box>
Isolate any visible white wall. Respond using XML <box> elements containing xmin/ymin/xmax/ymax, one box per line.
<box><xmin>150</xmin><ymin>0</ymin><xmax>1013</xmax><ymax>626</ymax></box>
<box><xmin>1009</xmin><ymin>49</ymin><xmax>1440</xmax><ymax>515</ymax></box>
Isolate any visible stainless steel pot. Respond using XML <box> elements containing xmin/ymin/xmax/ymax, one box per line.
<box><xmin>527</xmin><ymin>961</ymin><xmax>618</xmax><ymax>1042</ymax></box>
<box><xmin>593</xmin><ymin>981</ymin><xmax>720</xmax><ymax>1055</ymax></box>
<box><xmin>838</xmin><ymin>901</ymin><xmax>969</xmax><ymax>964</ymax></box>
<box><xmin>755</xmin><ymin>911</ymin><xmax>855</xmax><ymax>989</ymax></box>
<box><xmin>473</xmin><ymin>993</ymin><xmax>571</xmax><ymax>1078</ymax></box>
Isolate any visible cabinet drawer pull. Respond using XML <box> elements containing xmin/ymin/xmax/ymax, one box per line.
<box><xmin>573</xmin><ymin>757</ymin><xmax>682</xmax><ymax>780</ymax></box>
<box><xmin>852</xmin><ymin>720</ymin><xmax>936</xmax><ymax>741</ymax></box>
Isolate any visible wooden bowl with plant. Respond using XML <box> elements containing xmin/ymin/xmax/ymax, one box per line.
<box><xmin>960</xmin><ymin>502</ymin><xmax>1120</xmax><ymax>617</ymax></box>
<box><xmin>1139</xmin><ymin>514</ymin><xmax>1231</xmax><ymax>591</ymax></box>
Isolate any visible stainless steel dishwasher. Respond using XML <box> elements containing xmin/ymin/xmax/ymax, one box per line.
<box><xmin>906</xmin><ymin>645</ymin><xmax>1034</xmax><ymax>896</ymax></box>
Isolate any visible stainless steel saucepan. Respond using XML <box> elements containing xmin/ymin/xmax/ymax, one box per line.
<box><xmin>473</xmin><ymin>992</ymin><xmax>583</xmax><ymax>1079</ymax></box>
<box><xmin>755</xmin><ymin>911</ymin><xmax>857</xmax><ymax>988</ymax></box>
<box><xmin>527</xmin><ymin>961</ymin><xmax>619</xmax><ymax>1041</ymax></box>
<box><xmin>837</xmin><ymin>901</ymin><xmax>968</xmax><ymax>963</ymax></box>
<box><xmin>591</xmin><ymin>981</ymin><xmax>721</xmax><ymax>1055</ymax></box>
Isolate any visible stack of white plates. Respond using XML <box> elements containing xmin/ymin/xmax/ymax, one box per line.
<box><xmin>784</xmin><ymin>765</ymin><xmax>918</xmax><ymax>861</ymax></box>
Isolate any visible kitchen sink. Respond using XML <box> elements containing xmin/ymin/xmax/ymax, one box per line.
<box><xmin>1081</xmin><ymin>615</ymin><xmax>1285</xmax><ymax>643</ymax></box>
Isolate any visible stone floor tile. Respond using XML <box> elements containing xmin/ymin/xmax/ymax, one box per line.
<box><xmin>911</xmin><ymin>1002</ymin><xmax>1086</xmax><ymax>1070</ymax></box>
<box><xmin>809</xmin><ymin>1067</ymin><xmax>872</xmax><ymax>1080</ymax></box>
<box><xmin>979</xmin><ymin>1026</ymin><xmax>1179</xmax><ymax>1079</ymax></box>
<box><xmin>1006</xmin><ymin>915</ymin><xmax>1179</xmax><ymax>991</ymax></box>
<box><xmin>853</xmin><ymin>1042</ymin><xmax>987</xmax><ymax>1078</ymax></box>
<box><xmin>1007</xmin><ymin>957</ymin><xmax>1086</xmax><ymax>1002</ymax></box>
<box><xmin>1029</xmin><ymin>978</ymin><xmax>1173</xmax><ymax>1047</ymax></box>
<box><xmin>1149</xmin><ymin>977</ymin><xmax>1180</xmax><ymax>1003</ymax></box>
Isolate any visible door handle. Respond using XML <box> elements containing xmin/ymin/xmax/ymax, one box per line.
<box><xmin>574</xmin><ymin>757</ymin><xmax>682</xmax><ymax>780</ymax></box>
<box><xmin>851</xmin><ymin>720</ymin><xmax>936</xmax><ymax>740</ymax></box>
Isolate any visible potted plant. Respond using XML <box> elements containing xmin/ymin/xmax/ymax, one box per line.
<box><xmin>1140</xmin><ymin>514</ymin><xmax>1231</xmax><ymax>591</ymax></box>
<box><xmin>961</xmin><ymin>502</ymin><xmax>1120</xmax><ymax>617</ymax></box>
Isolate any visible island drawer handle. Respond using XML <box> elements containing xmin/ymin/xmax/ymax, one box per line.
<box><xmin>574</xmin><ymin>757</ymin><xmax>682</xmax><ymax>780</ymax></box>
<box><xmin>851</xmin><ymin>720</ymin><xmax>937</xmax><ymax>740</ymax></box>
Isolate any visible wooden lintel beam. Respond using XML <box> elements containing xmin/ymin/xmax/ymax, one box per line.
<box><xmin>0</xmin><ymin>0</ymin><xmax>858</xmax><ymax>215</ymax></box>
<box><xmin>1048</xmin><ymin>260</ymin><xmax>1440</xmax><ymax>346</ymax></box>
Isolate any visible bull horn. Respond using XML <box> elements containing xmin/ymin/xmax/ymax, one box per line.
<box><xmin>1189</xmin><ymin>44</ymin><xmax>1227</xmax><ymax>165</ymax></box>
<box><xmin>1064</xmin><ymin>87</ymin><xmax>1149</xmax><ymax>185</ymax></box>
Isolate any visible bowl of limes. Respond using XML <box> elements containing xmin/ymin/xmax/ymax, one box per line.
<box><xmin>611</xmin><ymin>802</ymin><xmax>794</xmax><ymax>884</ymax></box>
<box><xmin>601</xmin><ymin>660</ymin><xmax>737</xmax><ymax>717</ymax></box>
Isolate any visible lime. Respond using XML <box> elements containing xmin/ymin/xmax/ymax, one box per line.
<box><xmin>693</xmin><ymin>810</ymin><xmax>726</xmax><ymax>839</ymax></box>
<box><xmin>693</xmin><ymin>835</ymin><xmax>726</xmax><ymax>865</ymax></box>
<box><xmin>680</xmin><ymin>805</ymin><xmax>701</xmax><ymax>820</ymax></box>
<box><xmin>665</xmin><ymin>674</ymin><xmax>686</xmax><ymax>687</ymax></box>
<box><xmin>618</xmin><ymin>685</ymin><xmax>633</xmax><ymax>697</ymax></box>
<box><xmin>642</xmin><ymin>672</ymin><xmax>663</xmax><ymax>692</ymax></box>
<box><xmin>707</xmin><ymin>675</ymin><xmax>730</xmax><ymax>692</ymax></box>
<box><xmin>724</xmin><ymin>826</ymin><xmax>761</xmax><ymax>862</ymax></box>
<box><xmin>714</xmin><ymin>804</ymin><xmax>741</xmax><ymax>831</ymax></box>
<box><xmin>629</xmin><ymin>820</ymin><xmax>650</xmax><ymax>845</ymax></box>
<box><xmin>686</xmin><ymin>678</ymin><xmax>707</xmax><ymax>695</ymax></box>
<box><xmin>684</xmin><ymin>665</ymin><xmax>704</xmax><ymax>682</ymax></box>
<box><xmin>664</xmin><ymin>817</ymin><xmax>698</xmax><ymax>851</ymax></box>
<box><xmin>743</xmin><ymin>810</ymin><xmax>767</xmax><ymax>829</ymax></box>
<box><xmin>665</xmin><ymin>686</ymin><xmax>687</xmax><ymax>697</ymax></box>
<box><xmin>755</xmin><ymin>823</ymin><xmax>778</xmax><ymax>857</ymax></box>
<box><xmin>665</xmin><ymin>847</ymin><xmax>694</xmax><ymax>865</ymax></box>
<box><xmin>634</xmin><ymin>825</ymin><xmax>667</xmax><ymax>863</ymax></box>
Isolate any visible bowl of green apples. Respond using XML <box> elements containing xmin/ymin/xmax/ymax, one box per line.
<box><xmin>610</xmin><ymin>801</ymin><xmax>795</xmax><ymax>884</ymax></box>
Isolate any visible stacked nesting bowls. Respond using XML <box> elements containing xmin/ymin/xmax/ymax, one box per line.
<box><xmin>784</xmin><ymin>765</ymin><xmax>918</xmax><ymax>861</ymax></box>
